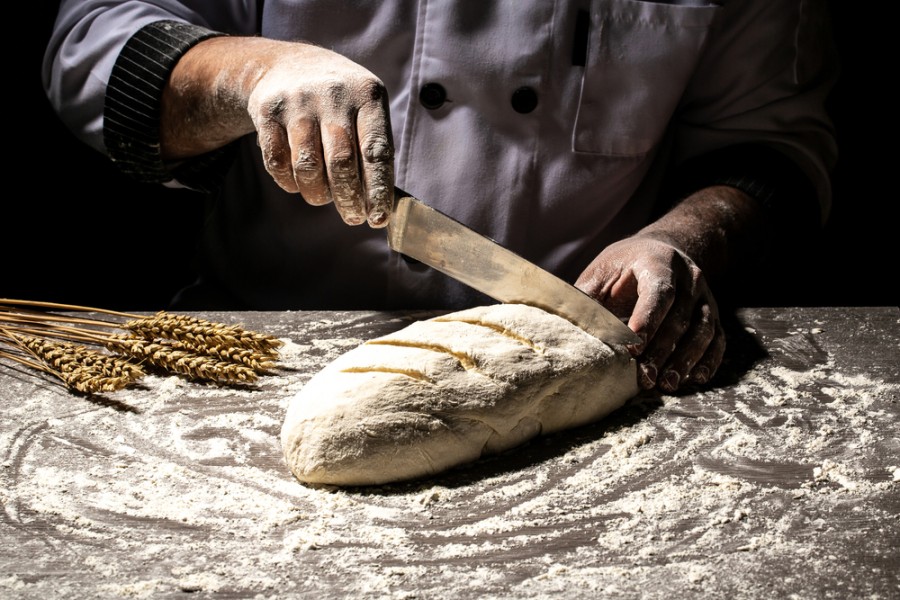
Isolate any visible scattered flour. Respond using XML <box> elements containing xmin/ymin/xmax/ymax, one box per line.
<box><xmin>1</xmin><ymin>310</ymin><xmax>897</xmax><ymax>599</ymax></box>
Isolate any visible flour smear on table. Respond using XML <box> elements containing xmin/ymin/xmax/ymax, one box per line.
<box><xmin>1</xmin><ymin>315</ymin><xmax>897</xmax><ymax>599</ymax></box>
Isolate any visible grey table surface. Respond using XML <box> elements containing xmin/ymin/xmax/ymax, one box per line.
<box><xmin>1</xmin><ymin>306</ymin><xmax>898</xmax><ymax>599</ymax></box>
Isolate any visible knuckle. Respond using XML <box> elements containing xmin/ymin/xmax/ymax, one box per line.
<box><xmin>262</xmin><ymin>151</ymin><xmax>291</xmax><ymax>176</ymax></box>
<box><xmin>264</xmin><ymin>158</ymin><xmax>288</xmax><ymax>176</ymax></box>
<box><xmin>252</xmin><ymin>96</ymin><xmax>288</xmax><ymax>121</ymax></box>
<box><xmin>359</xmin><ymin>77</ymin><xmax>387</xmax><ymax>103</ymax></box>
<box><xmin>693</xmin><ymin>307</ymin><xmax>715</xmax><ymax>333</ymax></box>
<box><xmin>328</xmin><ymin>153</ymin><xmax>357</xmax><ymax>178</ymax></box>
<box><xmin>361</xmin><ymin>135</ymin><xmax>394</xmax><ymax>163</ymax></box>
<box><xmin>653</xmin><ymin>281</ymin><xmax>677</xmax><ymax>303</ymax></box>
<box><xmin>368</xmin><ymin>183</ymin><xmax>391</xmax><ymax>207</ymax></box>
<box><xmin>336</xmin><ymin>201</ymin><xmax>363</xmax><ymax>215</ymax></box>
<box><xmin>322</xmin><ymin>79</ymin><xmax>351</xmax><ymax>107</ymax></box>
<box><xmin>293</xmin><ymin>151</ymin><xmax>322</xmax><ymax>179</ymax></box>
<box><xmin>691</xmin><ymin>266</ymin><xmax>706</xmax><ymax>287</ymax></box>
<box><xmin>330</xmin><ymin>174</ymin><xmax>364</xmax><ymax>212</ymax></box>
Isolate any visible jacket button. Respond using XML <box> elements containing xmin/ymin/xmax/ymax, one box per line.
<box><xmin>419</xmin><ymin>83</ymin><xmax>447</xmax><ymax>110</ymax></box>
<box><xmin>511</xmin><ymin>86</ymin><xmax>538</xmax><ymax>114</ymax></box>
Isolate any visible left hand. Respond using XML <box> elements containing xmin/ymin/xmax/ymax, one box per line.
<box><xmin>575</xmin><ymin>235</ymin><xmax>726</xmax><ymax>393</ymax></box>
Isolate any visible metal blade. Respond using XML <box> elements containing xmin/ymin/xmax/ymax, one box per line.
<box><xmin>387</xmin><ymin>192</ymin><xmax>641</xmax><ymax>347</ymax></box>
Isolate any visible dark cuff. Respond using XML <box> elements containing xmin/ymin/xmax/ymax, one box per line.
<box><xmin>103</xmin><ymin>20</ymin><xmax>234</xmax><ymax>193</ymax></box>
<box><xmin>671</xmin><ymin>144</ymin><xmax>821</xmax><ymax>234</ymax></box>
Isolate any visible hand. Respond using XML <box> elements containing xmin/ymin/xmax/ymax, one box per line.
<box><xmin>247</xmin><ymin>43</ymin><xmax>394</xmax><ymax>227</ymax></box>
<box><xmin>161</xmin><ymin>38</ymin><xmax>394</xmax><ymax>227</ymax></box>
<box><xmin>575</xmin><ymin>236</ymin><xmax>726</xmax><ymax>393</ymax></box>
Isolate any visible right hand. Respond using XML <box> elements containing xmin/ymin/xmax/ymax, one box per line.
<box><xmin>161</xmin><ymin>38</ymin><xmax>395</xmax><ymax>227</ymax></box>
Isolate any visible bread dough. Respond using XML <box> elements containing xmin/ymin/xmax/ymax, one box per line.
<box><xmin>281</xmin><ymin>304</ymin><xmax>638</xmax><ymax>486</ymax></box>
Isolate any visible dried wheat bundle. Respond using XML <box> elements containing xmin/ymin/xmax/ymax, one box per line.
<box><xmin>0</xmin><ymin>299</ymin><xmax>284</xmax><ymax>394</ymax></box>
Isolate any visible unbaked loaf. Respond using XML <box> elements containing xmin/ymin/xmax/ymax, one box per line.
<box><xmin>281</xmin><ymin>304</ymin><xmax>638</xmax><ymax>486</ymax></box>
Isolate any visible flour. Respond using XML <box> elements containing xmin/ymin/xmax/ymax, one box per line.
<box><xmin>1</xmin><ymin>310</ymin><xmax>898</xmax><ymax>599</ymax></box>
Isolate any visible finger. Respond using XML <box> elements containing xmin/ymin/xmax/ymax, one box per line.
<box><xmin>624</xmin><ymin>273</ymin><xmax>672</xmax><ymax>390</ymax></box>
<box><xmin>357</xmin><ymin>86</ymin><xmax>395</xmax><ymax>228</ymax></box>
<box><xmin>633</xmin><ymin>278</ymin><xmax>693</xmax><ymax>390</ymax></box>
<box><xmin>690</xmin><ymin>317</ymin><xmax>726</xmax><ymax>385</ymax></box>
<box><xmin>602</xmin><ymin>268</ymin><xmax>642</xmax><ymax>318</ymax></box>
<box><xmin>256</xmin><ymin>119</ymin><xmax>299</xmax><ymax>193</ymax></box>
<box><xmin>627</xmin><ymin>269</ymin><xmax>676</xmax><ymax>355</ymax></box>
<box><xmin>658</xmin><ymin>301</ymin><xmax>718</xmax><ymax>392</ymax></box>
<box><xmin>286</xmin><ymin>114</ymin><xmax>330</xmax><ymax>206</ymax></box>
<box><xmin>321</xmin><ymin>121</ymin><xmax>367</xmax><ymax>225</ymax></box>
<box><xmin>598</xmin><ymin>271</ymin><xmax>644</xmax><ymax>356</ymax></box>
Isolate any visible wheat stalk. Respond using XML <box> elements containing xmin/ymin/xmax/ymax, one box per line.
<box><xmin>0</xmin><ymin>298</ymin><xmax>285</xmax><ymax>392</ymax></box>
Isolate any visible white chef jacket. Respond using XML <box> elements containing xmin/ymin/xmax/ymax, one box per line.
<box><xmin>43</xmin><ymin>0</ymin><xmax>838</xmax><ymax>310</ymax></box>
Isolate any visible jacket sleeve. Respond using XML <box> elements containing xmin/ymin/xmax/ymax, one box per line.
<box><xmin>42</xmin><ymin>1</ymin><xmax>260</xmax><ymax>189</ymax></box>
<box><xmin>670</xmin><ymin>0</ymin><xmax>839</xmax><ymax>226</ymax></box>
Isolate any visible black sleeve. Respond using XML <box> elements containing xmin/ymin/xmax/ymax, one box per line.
<box><xmin>103</xmin><ymin>20</ymin><xmax>235</xmax><ymax>193</ymax></box>
<box><xmin>669</xmin><ymin>143</ymin><xmax>823</xmax><ymax>254</ymax></box>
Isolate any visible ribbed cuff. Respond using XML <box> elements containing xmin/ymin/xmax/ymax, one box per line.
<box><xmin>103</xmin><ymin>20</ymin><xmax>234</xmax><ymax>193</ymax></box>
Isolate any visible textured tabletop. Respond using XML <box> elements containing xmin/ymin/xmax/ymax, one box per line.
<box><xmin>1</xmin><ymin>307</ymin><xmax>898</xmax><ymax>599</ymax></box>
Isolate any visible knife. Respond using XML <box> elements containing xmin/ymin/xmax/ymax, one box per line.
<box><xmin>386</xmin><ymin>189</ymin><xmax>641</xmax><ymax>347</ymax></box>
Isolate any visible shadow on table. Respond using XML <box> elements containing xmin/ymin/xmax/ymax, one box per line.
<box><xmin>330</xmin><ymin>389</ymin><xmax>663</xmax><ymax>497</ymax></box>
<box><xmin>706</xmin><ymin>308</ymin><xmax>769</xmax><ymax>389</ymax></box>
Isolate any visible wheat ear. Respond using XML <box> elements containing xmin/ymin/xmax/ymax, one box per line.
<box><xmin>1</xmin><ymin>329</ymin><xmax>143</xmax><ymax>393</ymax></box>
<box><xmin>125</xmin><ymin>312</ymin><xmax>284</xmax><ymax>357</ymax></box>
<box><xmin>106</xmin><ymin>335</ymin><xmax>259</xmax><ymax>384</ymax></box>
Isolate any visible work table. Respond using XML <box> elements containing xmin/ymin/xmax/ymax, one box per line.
<box><xmin>1</xmin><ymin>306</ymin><xmax>898</xmax><ymax>598</ymax></box>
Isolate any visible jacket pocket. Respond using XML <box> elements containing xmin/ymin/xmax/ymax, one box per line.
<box><xmin>573</xmin><ymin>0</ymin><xmax>719</xmax><ymax>156</ymax></box>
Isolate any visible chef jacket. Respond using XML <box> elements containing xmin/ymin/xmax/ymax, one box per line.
<box><xmin>43</xmin><ymin>0</ymin><xmax>838</xmax><ymax>310</ymax></box>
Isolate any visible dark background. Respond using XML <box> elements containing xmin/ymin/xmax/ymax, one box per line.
<box><xmin>8</xmin><ymin>3</ymin><xmax>895</xmax><ymax>311</ymax></box>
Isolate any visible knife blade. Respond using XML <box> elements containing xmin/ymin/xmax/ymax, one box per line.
<box><xmin>386</xmin><ymin>189</ymin><xmax>641</xmax><ymax>347</ymax></box>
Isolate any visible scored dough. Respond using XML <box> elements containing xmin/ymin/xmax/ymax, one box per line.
<box><xmin>281</xmin><ymin>304</ymin><xmax>638</xmax><ymax>486</ymax></box>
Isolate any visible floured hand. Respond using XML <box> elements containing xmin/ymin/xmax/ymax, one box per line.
<box><xmin>576</xmin><ymin>236</ymin><xmax>725</xmax><ymax>393</ymax></box>
<box><xmin>160</xmin><ymin>37</ymin><xmax>394</xmax><ymax>227</ymax></box>
<box><xmin>575</xmin><ymin>186</ymin><xmax>765</xmax><ymax>393</ymax></box>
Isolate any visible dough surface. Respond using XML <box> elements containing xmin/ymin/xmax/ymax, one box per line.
<box><xmin>281</xmin><ymin>304</ymin><xmax>638</xmax><ymax>486</ymax></box>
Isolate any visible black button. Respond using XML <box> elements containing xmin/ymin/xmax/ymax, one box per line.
<box><xmin>511</xmin><ymin>86</ymin><xmax>538</xmax><ymax>114</ymax></box>
<box><xmin>419</xmin><ymin>83</ymin><xmax>447</xmax><ymax>110</ymax></box>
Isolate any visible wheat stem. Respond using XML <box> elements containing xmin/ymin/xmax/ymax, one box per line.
<box><xmin>0</xmin><ymin>298</ymin><xmax>141</xmax><ymax>319</ymax></box>
<box><xmin>0</xmin><ymin>308</ymin><xmax>120</xmax><ymax>330</ymax></box>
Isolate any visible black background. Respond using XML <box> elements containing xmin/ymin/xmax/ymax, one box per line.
<box><xmin>8</xmin><ymin>3</ymin><xmax>895</xmax><ymax>311</ymax></box>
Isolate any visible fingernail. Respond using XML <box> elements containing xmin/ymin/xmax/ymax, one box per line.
<box><xmin>368</xmin><ymin>211</ymin><xmax>388</xmax><ymax>226</ymax></box>
<box><xmin>692</xmin><ymin>365</ymin><xmax>710</xmax><ymax>384</ymax></box>
<box><xmin>345</xmin><ymin>213</ymin><xmax>365</xmax><ymax>226</ymax></box>
<box><xmin>639</xmin><ymin>362</ymin><xmax>657</xmax><ymax>389</ymax></box>
<box><xmin>627</xmin><ymin>332</ymin><xmax>646</xmax><ymax>356</ymax></box>
<box><xmin>662</xmin><ymin>370</ymin><xmax>680</xmax><ymax>392</ymax></box>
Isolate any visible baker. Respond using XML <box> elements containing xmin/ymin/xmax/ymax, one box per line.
<box><xmin>43</xmin><ymin>1</ymin><xmax>837</xmax><ymax>393</ymax></box>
